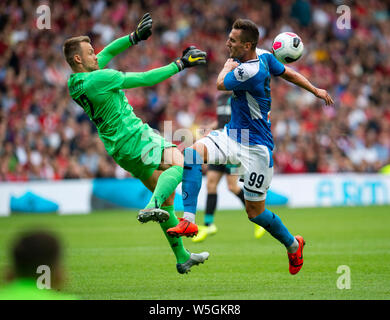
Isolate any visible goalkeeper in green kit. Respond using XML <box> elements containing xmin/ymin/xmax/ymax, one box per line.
<box><xmin>63</xmin><ymin>13</ymin><xmax>209</xmax><ymax>274</ymax></box>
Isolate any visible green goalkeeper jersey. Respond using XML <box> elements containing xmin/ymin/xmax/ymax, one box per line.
<box><xmin>67</xmin><ymin>35</ymin><xmax>179</xmax><ymax>156</ymax></box>
<box><xmin>0</xmin><ymin>279</ymin><xmax>78</xmax><ymax>300</ymax></box>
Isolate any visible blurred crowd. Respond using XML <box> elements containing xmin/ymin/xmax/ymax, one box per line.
<box><xmin>1</xmin><ymin>0</ymin><xmax>389</xmax><ymax>181</ymax></box>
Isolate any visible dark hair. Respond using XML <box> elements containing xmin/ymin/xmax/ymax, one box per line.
<box><xmin>63</xmin><ymin>36</ymin><xmax>91</xmax><ymax>69</ymax></box>
<box><xmin>12</xmin><ymin>230</ymin><xmax>61</xmax><ymax>278</ymax></box>
<box><xmin>232</xmin><ymin>19</ymin><xmax>259</xmax><ymax>50</ymax></box>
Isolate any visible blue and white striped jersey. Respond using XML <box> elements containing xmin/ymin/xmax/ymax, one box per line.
<box><xmin>223</xmin><ymin>48</ymin><xmax>285</xmax><ymax>150</ymax></box>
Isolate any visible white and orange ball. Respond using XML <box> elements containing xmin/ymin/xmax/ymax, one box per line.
<box><xmin>272</xmin><ymin>32</ymin><xmax>304</xmax><ymax>64</ymax></box>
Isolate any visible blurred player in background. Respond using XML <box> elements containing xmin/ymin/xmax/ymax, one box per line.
<box><xmin>169</xmin><ymin>19</ymin><xmax>333</xmax><ymax>275</ymax></box>
<box><xmin>0</xmin><ymin>230</ymin><xmax>77</xmax><ymax>300</ymax></box>
<box><xmin>63</xmin><ymin>13</ymin><xmax>208</xmax><ymax>274</ymax></box>
<box><xmin>192</xmin><ymin>93</ymin><xmax>265</xmax><ymax>243</ymax></box>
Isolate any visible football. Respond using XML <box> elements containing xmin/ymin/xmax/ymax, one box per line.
<box><xmin>272</xmin><ymin>32</ymin><xmax>304</xmax><ymax>64</ymax></box>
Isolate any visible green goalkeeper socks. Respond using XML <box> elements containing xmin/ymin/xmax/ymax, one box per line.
<box><xmin>145</xmin><ymin>166</ymin><xmax>189</xmax><ymax>263</ymax></box>
<box><xmin>145</xmin><ymin>165</ymin><xmax>183</xmax><ymax>209</ymax></box>
<box><xmin>160</xmin><ymin>205</ymin><xmax>190</xmax><ymax>263</ymax></box>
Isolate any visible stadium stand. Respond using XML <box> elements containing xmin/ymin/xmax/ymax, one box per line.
<box><xmin>0</xmin><ymin>0</ymin><xmax>389</xmax><ymax>181</ymax></box>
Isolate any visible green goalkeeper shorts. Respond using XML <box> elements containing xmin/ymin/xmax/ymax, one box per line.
<box><xmin>112</xmin><ymin>129</ymin><xmax>176</xmax><ymax>181</ymax></box>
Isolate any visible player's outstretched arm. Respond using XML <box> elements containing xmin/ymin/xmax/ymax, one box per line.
<box><xmin>128</xmin><ymin>13</ymin><xmax>153</xmax><ymax>46</ymax></box>
<box><xmin>97</xmin><ymin>13</ymin><xmax>153</xmax><ymax>69</ymax></box>
<box><xmin>173</xmin><ymin>46</ymin><xmax>207</xmax><ymax>71</ymax></box>
<box><xmin>280</xmin><ymin>66</ymin><xmax>334</xmax><ymax>105</ymax></box>
<box><xmin>216</xmin><ymin>58</ymin><xmax>239</xmax><ymax>91</ymax></box>
<box><xmin>120</xmin><ymin>46</ymin><xmax>207</xmax><ymax>89</ymax></box>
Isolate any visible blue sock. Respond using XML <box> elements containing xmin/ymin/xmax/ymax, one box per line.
<box><xmin>250</xmin><ymin>208</ymin><xmax>295</xmax><ymax>248</ymax></box>
<box><xmin>204</xmin><ymin>214</ymin><xmax>214</xmax><ymax>225</ymax></box>
<box><xmin>182</xmin><ymin>148</ymin><xmax>203</xmax><ymax>214</ymax></box>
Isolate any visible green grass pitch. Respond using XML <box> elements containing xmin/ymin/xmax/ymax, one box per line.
<box><xmin>0</xmin><ymin>206</ymin><xmax>389</xmax><ymax>300</ymax></box>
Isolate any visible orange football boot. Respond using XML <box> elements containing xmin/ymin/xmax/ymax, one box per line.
<box><xmin>167</xmin><ymin>218</ymin><xmax>198</xmax><ymax>238</ymax></box>
<box><xmin>287</xmin><ymin>235</ymin><xmax>306</xmax><ymax>275</ymax></box>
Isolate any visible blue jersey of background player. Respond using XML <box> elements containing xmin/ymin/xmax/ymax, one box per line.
<box><xmin>224</xmin><ymin>47</ymin><xmax>286</xmax><ymax>150</ymax></box>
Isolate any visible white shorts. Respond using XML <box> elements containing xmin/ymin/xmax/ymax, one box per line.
<box><xmin>198</xmin><ymin>129</ymin><xmax>274</xmax><ymax>201</ymax></box>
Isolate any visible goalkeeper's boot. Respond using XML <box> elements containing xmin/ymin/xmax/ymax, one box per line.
<box><xmin>137</xmin><ymin>208</ymin><xmax>169</xmax><ymax>224</ymax></box>
<box><xmin>254</xmin><ymin>225</ymin><xmax>266</xmax><ymax>239</ymax></box>
<box><xmin>176</xmin><ymin>252</ymin><xmax>209</xmax><ymax>274</ymax></box>
<box><xmin>167</xmin><ymin>218</ymin><xmax>198</xmax><ymax>238</ymax></box>
<box><xmin>287</xmin><ymin>235</ymin><xmax>306</xmax><ymax>275</ymax></box>
<box><xmin>192</xmin><ymin>224</ymin><xmax>218</xmax><ymax>243</ymax></box>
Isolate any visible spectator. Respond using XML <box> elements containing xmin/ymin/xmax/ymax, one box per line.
<box><xmin>0</xmin><ymin>230</ymin><xmax>78</xmax><ymax>300</ymax></box>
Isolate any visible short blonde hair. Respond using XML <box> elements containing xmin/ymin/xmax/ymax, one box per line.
<box><xmin>63</xmin><ymin>36</ymin><xmax>91</xmax><ymax>68</ymax></box>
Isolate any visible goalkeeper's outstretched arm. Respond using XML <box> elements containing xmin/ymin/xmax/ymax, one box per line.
<box><xmin>120</xmin><ymin>63</ymin><xmax>179</xmax><ymax>89</ymax></box>
<box><xmin>97</xmin><ymin>36</ymin><xmax>133</xmax><ymax>69</ymax></box>
<box><xmin>120</xmin><ymin>46</ymin><xmax>207</xmax><ymax>89</ymax></box>
<box><xmin>91</xmin><ymin>47</ymin><xmax>206</xmax><ymax>92</ymax></box>
<box><xmin>97</xmin><ymin>13</ymin><xmax>153</xmax><ymax>69</ymax></box>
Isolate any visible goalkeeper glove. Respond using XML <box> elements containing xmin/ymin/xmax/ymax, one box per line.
<box><xmin>174</xmin><ymin>46</ymin><xmax>207</xmax><ymax>71</ymax></box>
<box><xmin>129</xmin><ymin>13</ymin><xmax>153</xmax><ymax>45</ymax></box>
